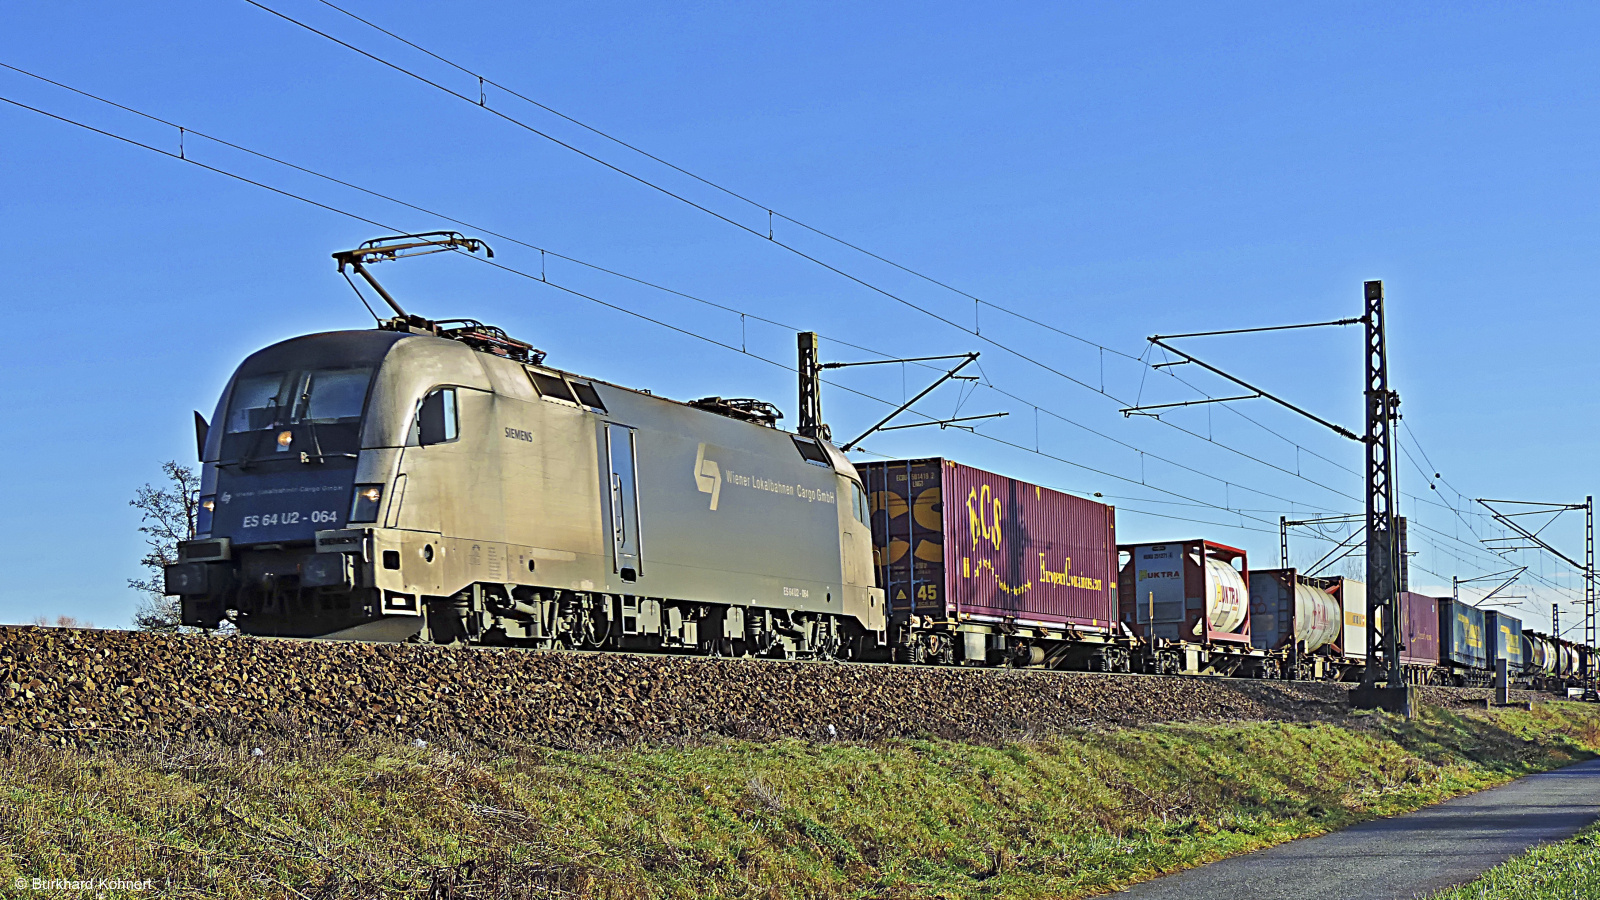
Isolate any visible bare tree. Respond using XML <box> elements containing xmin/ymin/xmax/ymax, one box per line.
<box><xmin>1341</xmin><ymin>555</ymin><xmax>1366</xmax><ymax>581</ymax></box>
<box><xmin>32</xmin><ymin>615</ymin><xmax>94</xmax><ymax>629</ymax></box>
<box><xmin>129</xmin><ymin>460</ymin><xmax>200</xmax><ymax>632</ymax></box>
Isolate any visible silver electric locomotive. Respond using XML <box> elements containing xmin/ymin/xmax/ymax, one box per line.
<box><xmin>164</xmin><ymin>234</ymin><xmax>887</xmax><ymax>657</ymax></box>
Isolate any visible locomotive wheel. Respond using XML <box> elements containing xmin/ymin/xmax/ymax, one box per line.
<box><xmin>830</xmin><ymin>635</ymin><xmax>853</xmax><ymax>662</ymax></box>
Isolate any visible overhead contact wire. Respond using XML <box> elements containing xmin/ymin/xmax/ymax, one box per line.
<box><xmin>0</xmin><ymin>62</ymin><xmax>1537</xmax><ymax>575</ymax></box>
<box><xmin>0</xmin><ymin>87</ymin><xmax>1319</xmax><ymax>536</ymax></box>
<box><xmin>242</xmin><ymin>0</ymin><xmax>1394</xmax><ymax>514</ymax></box>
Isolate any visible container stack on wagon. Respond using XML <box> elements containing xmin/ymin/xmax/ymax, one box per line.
<box><xmin>1538</xmin><ymin>635</ymin><xmax>1588</xmax><ymax>693</ymax></box>
<box><xmin>1248</xmin><ymin>570</ymin><xmax>1373</xmax><ymax>681</ymax></box>
<box><xmin>1523</xmin><ymin>631</ymin><xmax>1558</xmax><ymax>687</ymax></box>
<box><xmin>858</xmin><ymin>458</ymin><xmax>1127</xmax><ymax>671</ymax></box>
<box><xmin>1435</xmin><ymin>598</ymin><xmax>1491</xmax><ymax>686</ymax></box>
<box><xmin>856</xmin><ymin>461</ymin><xmax>1600</xmax><ymax>689</ymax></box>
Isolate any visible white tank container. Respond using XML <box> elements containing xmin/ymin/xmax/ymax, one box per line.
<box><xmin>1525</xmin><ymin>636</ymin><xmax>1547</xmax><ymax>673</ymax></box>
<box><xmin>1203</xmin><ymin>555</ymin><xmax>1248</xmax><ymax>634</ymax></box>
<box><xmin>1528</xmin><ymin>636</ymin><xmax>1556</xmax><ymax>675</ymax></box>
<box><xmin>1292</xmin><ymin>581</ymin><xmax>1342</xmax><ymax>653</ymax></box>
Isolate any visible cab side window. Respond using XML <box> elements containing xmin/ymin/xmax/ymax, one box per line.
<box><xmin>851</xmin><ymin>481</ymin><xmax>869</xmax><ymax>524</ymax></box>
<box><xmin>413</xmin><ymin>387</ymin><xmax>459</xmax><ymax>446</ymax></box>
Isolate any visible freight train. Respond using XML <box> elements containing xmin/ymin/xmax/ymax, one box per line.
<box><xmin>162</xmin><ymin>236</ymin><xmax>1596</xmax><ymax>695</ymax></box>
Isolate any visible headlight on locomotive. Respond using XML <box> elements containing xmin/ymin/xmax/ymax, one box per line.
<box><xmin>197</xmin><ymin>495</ymin><xmax>216</xmax><ymax>535</ymax></box>
<box><xmin>348</xmin><ymin>484</ymin><xmax>384</xmax><ymax>523</ymax></box>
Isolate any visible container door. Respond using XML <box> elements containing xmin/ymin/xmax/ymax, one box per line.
<box><xmin>605</xmin><ymin>424</ymin><xmax>642</xmax><ymax>581</ymax></box>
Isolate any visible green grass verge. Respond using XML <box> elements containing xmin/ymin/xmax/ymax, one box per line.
<box><xmin>1</xmin><ymin>702</ymin><xmax>1598</xmax><ymax>899</ymax></box>
<box><xmin>1430</xmin><ymin>823</ymin><xmax>1600</xmax><ymax>899</ymax></box>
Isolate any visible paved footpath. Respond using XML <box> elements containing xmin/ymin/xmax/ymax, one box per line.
<box><xmin>1115</xmin><ymin>758</ymin><xmax>1600</xmax><ymax>900</ymax></box>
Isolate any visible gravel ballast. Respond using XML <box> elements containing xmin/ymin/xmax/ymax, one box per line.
<box><xmin>0</xmin><ymin>626</ymin><xmax>1547</xmax><ymax>749</ymax></box>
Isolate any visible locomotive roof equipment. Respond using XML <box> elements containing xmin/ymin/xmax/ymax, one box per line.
<box><xmin>333</xmin><ymin>232</ymin><xmax>546</xmax><ymax>365</ymax></box>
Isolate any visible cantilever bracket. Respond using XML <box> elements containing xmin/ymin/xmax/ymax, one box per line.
<box><xmin>1144</xmin><ymin>337</ymin><xmax>1365</xmax><ymax>442</ymax></box>
<box><xmin>1121</xmin><ymin>393</ymin><xmax>1261</xmax><ymax>417</ymax></box>
<box><xmin>878</xmin><ymin>411</ymin><xmax>1009</xmax><ymax>434</ymax></box>
<box><xmin>836</xmin><ymin>353</ymin><xmax>998</xmax><ymax>451</ymax></box>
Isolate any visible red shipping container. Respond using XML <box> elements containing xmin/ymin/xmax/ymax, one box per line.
<box><xmin>1399</xmin><ymin>591</ymin><xmax>1442</xmax><ymax>667</ymax></box>
<box><xmin>857</xmin><ymin>458</ymin><xmax>1118</xmax><ymax>632</ymax></box>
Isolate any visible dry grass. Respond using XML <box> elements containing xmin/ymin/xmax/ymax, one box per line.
<box><xmin>0</xmin><ymin>701</ymin><xmax>1595</xmax><ymax>899</ymax></box>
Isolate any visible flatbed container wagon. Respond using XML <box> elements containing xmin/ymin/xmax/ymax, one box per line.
<box><xmin>1119</xmin><ymin>540</ymin><xmax>1268</xmax><ymax>677</ymax></box>
<box><xmin>858</xmin><ymin>458</ymin><xmax>1124</xmax><ymax>669</ymax></box>
<box><xmin>1120</xmin><ymin>540</ymin><xmax>1250</xmax><ymax>644</ymax></box>
<box><xmin>1483</xmin><ymin>611</ymin><xmax>1523</xmax><ymax>676</ymax></box>
<box><xmin>1319</xmin><ymin>576</ymin><xmax>1370</xmax><ymax>662</ymax></box>
<box><xmin>1551</xmin><ymin>638</ymin><xmax>1582</xmax><ymax>682</ymax></box>
<box><xmin>1524</xmin><ymin>631</ymin><xmax>1557</xmax><ymax>683</ymax></box>
<box><xmin>1248</xmin><ymin>568</ymin><xmax>1353</xmax><ymax>680</ymax></box>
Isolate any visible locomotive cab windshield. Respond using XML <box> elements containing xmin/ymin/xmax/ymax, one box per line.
<box><xmin>221</xmin><ymin>365</ymin><xmax>375</xmax><ymax>462</ymax></box>
<box><xmin>197</xmin><ymin>330</ymin><xmax>410</xmax><ymax>551</ymax></box>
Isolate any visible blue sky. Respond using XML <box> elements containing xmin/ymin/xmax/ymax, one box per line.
<box><xmin>1</xmin><ymin>1</ymin><xmax>1596</xmax><ymax>632</ymax></box>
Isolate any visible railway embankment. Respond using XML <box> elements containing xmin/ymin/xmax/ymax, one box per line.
<box><xmin>0</xmin><ymin>625</ymin><xmax>1542</xmax><ymax>750</ymax></box>
<box><xmin>3</xmin><ymin>626</ymin><xmax>1596</xmax><ymax>898</ymax></box>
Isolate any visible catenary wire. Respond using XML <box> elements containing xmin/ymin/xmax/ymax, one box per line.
<box><xmin>239</xmin><ymin>0</ymin><xmax>1421</xmax><ymax>515</ymax></box>
<box><xmin>272</xmin><ymin>0</ymin><xmax>1519</xmax><ymax>542</ymax></box>
<box><xmin>0</xmin><ymin>70</ymin><xmax>1541</xmax><ymax>593</ymax></box>
<box><xmin>0</xmin><ymin>64</ymin><xmax>1564</xmax><ymax>595</ymax></box>
<box><xmin>292</xmin><ymin>0</ymin><xmax>1536</xmax><ymax>534</ymax></box>
<box><xmin>0</xmin><ymin>61</ymin><xmax>1367</xmax><ymax>522</ymax></box>
<box><xmin>0</xmin><ymin>87</ymin><xmax>1347</xmax><ymax>538</ymax></box>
